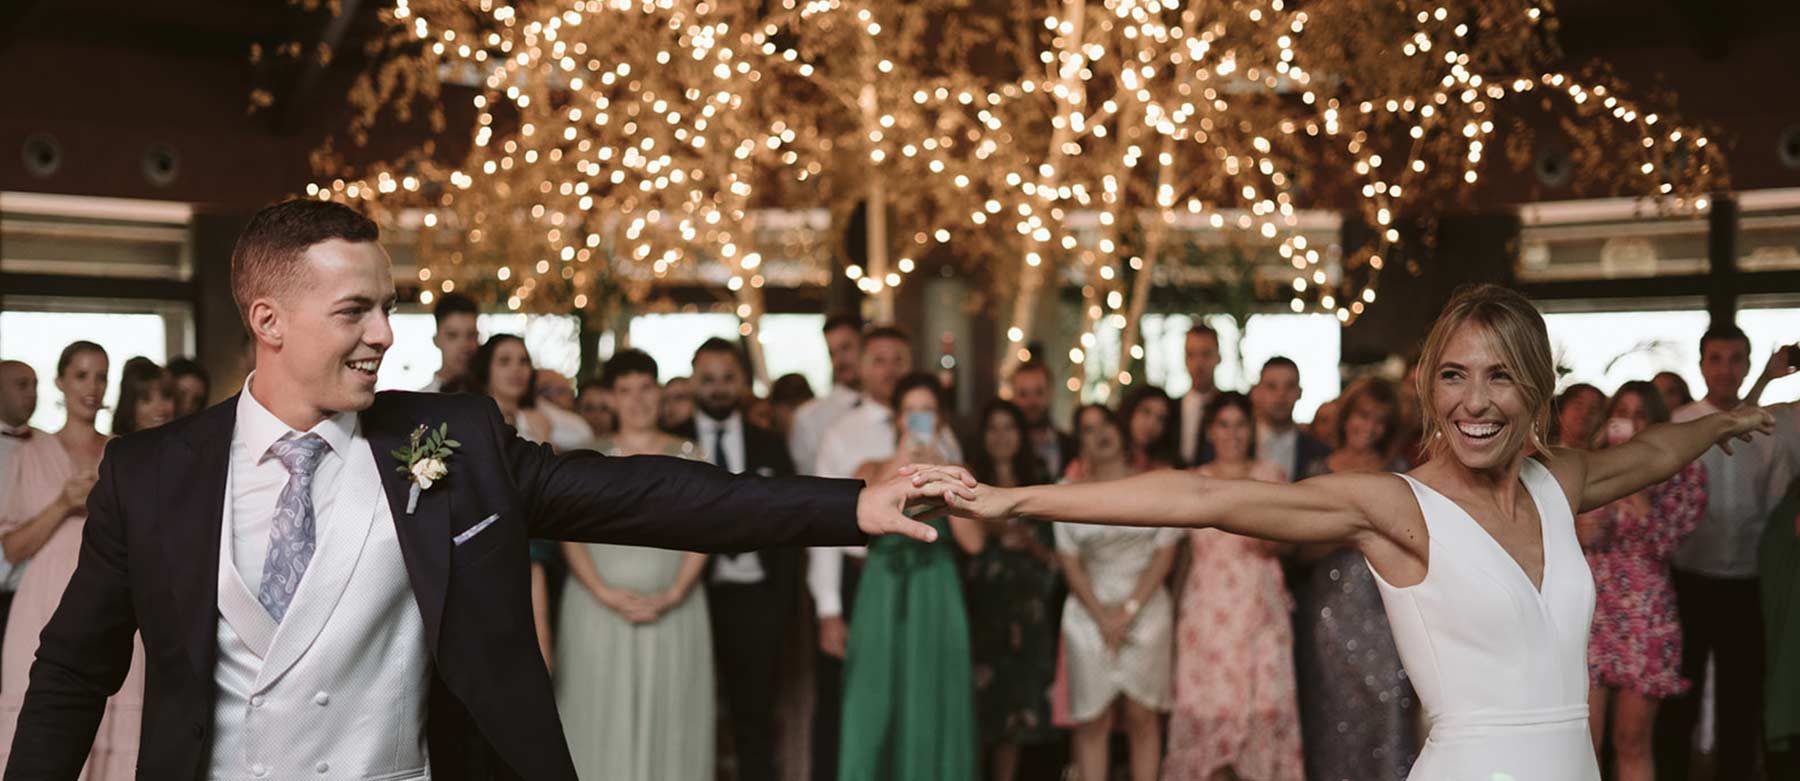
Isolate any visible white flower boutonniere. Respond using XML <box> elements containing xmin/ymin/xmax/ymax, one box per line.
<box><xmin>392</xmin><ymin>423</ymin><xmax>461</xmax><ymax>514</ymax></box>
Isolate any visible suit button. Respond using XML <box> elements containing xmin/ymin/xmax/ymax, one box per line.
<box><xmin>314</xmin><ymin>692</ymin><xmax>330</xmax><ymax>706</ymax></box>
<box><xmin>315</xmin><ymin>762</ymin><xmax>330</xmax><ymax>774</ymax></box>
<box><xmin>251</xmin><ymin>764</ymin><xmax>269</xmax><ymax>778</ymax></box>
<box><xmin>249</xmin><ymin>695</ymin><xmax>265</xmax><ymax>708</ymax></box>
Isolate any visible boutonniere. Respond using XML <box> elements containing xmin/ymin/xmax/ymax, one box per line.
<box><xmin>392</xmin><ymin>423</ymin><xmax>461</xmax><ymax>515</ymax></box>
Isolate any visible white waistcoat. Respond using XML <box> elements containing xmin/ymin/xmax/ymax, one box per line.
<box><xmin>211</xmin><ymin>438</ymin><xmax>431</xmax><ymax>780</ymax></box>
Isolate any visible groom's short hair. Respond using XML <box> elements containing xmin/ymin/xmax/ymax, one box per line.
<box><xmin>231</xmin><ymin>199</ymin><xmax>380</xmax><ymax>327</ymax></box>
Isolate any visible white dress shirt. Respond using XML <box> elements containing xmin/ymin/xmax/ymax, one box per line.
<box><xmin>1179</xmin><ymin>390</ymin><xmax>1213</xmax><ymax>465</ymax></box>
<box><xmin>787</xmin><ymin>384</ymin><xmax>861</xmax><ymax>476</ymax></box>
<box><xmin>805</xmin><ymin>399</ymin><xmax>962</xmax><ymax>618</ymax></box>
<box><xmin>1671</xmin><ymin>399</ymin><xmax>1797</xmax><ymax>578</ymax></box>
<box><xmin>527</xmin><ymin>404</ymin><xmax>596</xmax><ymax>452</ymax></box>
<box><xmin>228</xmin><ymin>385</ymin><xmax>356</xmax><ymax>591</ymax></box>
<box><xmin>213</xmin><ymin>377</ymin><xmax>430</xmax><ymax>780</ymax></box>
<box><xmin>1258</xmin><ymin>426</ymin><xmax>1299</xmax><ymax>483</ymax></box>
<box><xmin>0</xmin><ymin>424</ymin><xmax>39</xmax><ymax>591</ymax></box>
<box><xmin>695</xmin><ymin>411</ymin><xmax>766</xmax><ymax>584</ymax></box>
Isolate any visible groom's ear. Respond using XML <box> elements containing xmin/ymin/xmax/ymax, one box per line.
<box><xmin>247</xmin><ymin>297</ymin><xmax>283</xmax><ymax>348</ymax></box>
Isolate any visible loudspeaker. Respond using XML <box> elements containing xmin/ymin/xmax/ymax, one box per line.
<box><xmin>1533</xmin><ymin>145</ymin><xmax>1571</xmax><ymax>188</ymax></box>
<box><xmin>21</xmin><ymin>133</ymin><xmax>60</xmax><ymax>178</ymax></box>
<box><xmin>142</xmin><ymin>143</ymin><xmax>180</xmax><ymax>187</ymax></box>
<box><xmin>1779</xmin><ymin>126</ymin><xmax>1800</xmax><ymax>170</ymax></box>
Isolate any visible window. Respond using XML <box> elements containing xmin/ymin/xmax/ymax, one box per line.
<box><xmin>625</xmin><ymin>313</ymin><xmax>829</xmax><ymax>393</ymax></box>
<box><xmin>1</xmin><ymin>309</ymin><xmax>181</xmax><ymax>433</ymax></box>
<box><xmin>1086</xmin><ymin>312</ymin><xmax>1341</xmax><ymax>423</ymax></box>
<box><xmin>377</xmin><ymin>313</ymin><xmax>580</xmax><ymax>391</ymax></box>
<box><xmin>1539</xmin><ymin>302</ymin><xmax>1800</xmax><ymax>405</ymax></box>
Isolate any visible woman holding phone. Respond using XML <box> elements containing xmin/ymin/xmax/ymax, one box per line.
<box><xmin>837</xmin><ymin>373</ymin><xmax>984</xmax><ymax>781</ymax></box>
<box><xmin>1577</xmin><ymin>382</ymin><xmax>1706</xmax><ymax>781</ymax></box>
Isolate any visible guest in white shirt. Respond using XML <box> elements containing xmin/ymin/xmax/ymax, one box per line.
<box><xmin>1177</xmin><ymin>324</ymin><xmax>1222</xmax><ymax>466</ymax></box>
<box><xmin>420</xmin><ymin>292</ymin><xmax>480</xmax><ymax>392</ymax></box>
<box><xmin>0</xmin><ymin>360</ymin><xmax>38</xmax><ymax>469</ymax></box>
<box><xmin>808</xmin><ymin>325</ymin><xmax>961</xmax><ymax>780</ymax></box>
<box><xmin>0</xmin><ymin>359</ymin><xmax>40</xmax><ymax>643</ymax></box>
<box><xmin>1657</xmin><ymin>325</ymin><xmax>1799</xmax><ymax>781</ymax></box>
<box><xmin>789</xmin><ymin>313</ymin><xmax>864</xmax><ymax>476</ymax></box>
<box><xmin>1008</xmin><ymin>361</ymin><xmax>1073</xmax><ymax>478</ymax></box>
<box><xmin>1250</xmin><ymin>356</ymin><xmax>1331</xmax><ymax>482</ymax></box>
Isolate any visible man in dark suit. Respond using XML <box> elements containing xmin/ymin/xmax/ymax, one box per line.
<box><xmin>675</xmin><ymin>337</ymin><xmax>800</xmax><ymax>781</ymax></box>
<box><xmin>1008</xmin><ymin>360</ymin><xmax>1075</xmax><ymax>478</ymax></box>
<box><xmin>4</xmin><ymin>200</ymin><xmax>954</xmax><ymax>781</ymax></box>
<box><xmin>1176</xmin><ymin>323</ymin><xmax>1222</xmax><ymax>467</ymax></box>
<box><xmin>1251</xmin><ymin>355</ymin><xmax>1332</xmax><ymax>480</ymax></box>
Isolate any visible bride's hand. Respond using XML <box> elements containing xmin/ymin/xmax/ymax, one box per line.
<box><xmin>900</xmin><ymin>464</ymin><xmax>1016</xmax><ymax>523</ymax></box>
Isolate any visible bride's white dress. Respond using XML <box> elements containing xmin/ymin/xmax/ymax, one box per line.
<box><xmin>1376</xmin><ymin>458</ymin><xmax>1600</xmax><ymax>780</ymax></box>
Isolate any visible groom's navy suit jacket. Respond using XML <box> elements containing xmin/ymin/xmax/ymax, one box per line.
<box><xmin>5</xmin><ymin>391</ymin><xmax>866</xmax><ymax>780</ymax></box>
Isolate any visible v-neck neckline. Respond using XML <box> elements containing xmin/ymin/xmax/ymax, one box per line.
<box><xmin>1406</xmin><ymin>465</ymin><xmax>1551</xmax><ymax>596</ymax></box>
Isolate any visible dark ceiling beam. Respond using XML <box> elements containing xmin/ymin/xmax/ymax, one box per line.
<box><xmin>274</xmin><ymin>0</ymin><xmax>364</xmax><ymax>135</ymax></box>
<box><xmin>12</xmin><ymin>15</ymin><xmax>262</xmax><ymax>60</ymax></box>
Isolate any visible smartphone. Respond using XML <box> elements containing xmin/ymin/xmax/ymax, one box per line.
<box><xmin>1604</xmin><ymin>417</ymin><xmax>1635</xmax><ymax>448</ymax></box>
<box><xmin>1786</xmin><ymin>344</ymin><xmax>1800</xmax><ymax>370</ymax></box>
<box><xmin>904</xmin><ymin>411</ymin><xmax>937</xmax><ymax>446</ymax></box>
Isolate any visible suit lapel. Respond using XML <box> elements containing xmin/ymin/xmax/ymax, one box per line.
<box><xmin>364</xmin><ymin>400</ymin><xmax>451</xmax><ymax>652</ymax></box>
<box><xmin>164</xmin><ymin>398</ymin><xmax>237</xmax><ymax>680</ymax></box>
<box><xmin>253</xmin><ymin>435</ymin><xmax>382</xmax><ymax>692</ymax></box>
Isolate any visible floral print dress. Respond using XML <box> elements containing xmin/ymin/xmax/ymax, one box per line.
<box><xmin>1582</xmin><ymin>461</ymin><xmax>1707</xmax><ymax>697</ymax></box>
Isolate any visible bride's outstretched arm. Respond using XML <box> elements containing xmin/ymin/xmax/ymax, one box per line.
<box><xmin>1572</xmin><ymin>404</ymin><xmax>1774</xmax><ymax>512</ymax></box>
<box><xmin>911</xmin><ymin>466</ymin><xmax>1382</xmax><ymax>546</ymax></box>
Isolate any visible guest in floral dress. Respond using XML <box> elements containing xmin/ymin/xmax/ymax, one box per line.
<box><xmin>961</xmin><ymin>400</ymin><xmax>1061</xmax><ymax>781</ymax></box>
<box><xmin>1577</xmin><ymin>381</ymin><xmax>1706</xmax><ymax>781</ymax></box>
<box><xmin>1164</xmin><ymin>392</ymin><xmax>1303</xmax><ymax>781</ymax></box>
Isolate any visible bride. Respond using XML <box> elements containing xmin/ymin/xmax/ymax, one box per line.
<box><xmin>910</xmin><ymin>284</ymin><xmax>1776</xmax><ymax>780</ymax></box>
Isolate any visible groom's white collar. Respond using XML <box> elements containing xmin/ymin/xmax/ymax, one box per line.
<box><xmin>235</xmin><ymin>373</ymin><xmax>358</xmax><ymax>461</ymax></box>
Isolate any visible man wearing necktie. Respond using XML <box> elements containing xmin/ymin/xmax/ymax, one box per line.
<box><xmin>5</xmin><ymin>200</ymin><xmax>955</xmax><ymax>781</ymax></box>
<box><xmin>672</xmin><ymin>337</ymin><xmax>801</xmax><ymax>781</ymax></box>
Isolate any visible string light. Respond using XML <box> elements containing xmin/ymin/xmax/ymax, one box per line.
<box><xmin>274</xmin><ymin>0</ymin><xmax>1720</xmax><ymax>390</ymax></box>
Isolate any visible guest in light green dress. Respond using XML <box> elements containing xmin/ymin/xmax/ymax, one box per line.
<box><xmin>554</xmin><ymin>349</ymin><xmax>714</xmax><ymax>780</ymax></box>
<box><xmin>838</xmin><ymin>373</ymin><xmax>983</xmax><ymax>781</ymax></box>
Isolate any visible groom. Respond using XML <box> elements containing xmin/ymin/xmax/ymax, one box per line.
<box><xmin>5</xmin><ymin>200</ymin><xmax>954</xmax><ymax>780</ymax></box>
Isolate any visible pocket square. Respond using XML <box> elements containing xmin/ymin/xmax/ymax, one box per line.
<box><xmin>454</xmin><ymin>513</ymin><xmax>501</xmax><ymax>546</ymax></box>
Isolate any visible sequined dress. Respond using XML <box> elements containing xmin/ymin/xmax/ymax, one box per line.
<box><xmin>1293</xmin><ymin>461</ymin><xmax>1418</xmax><ymax>781</ymax></box>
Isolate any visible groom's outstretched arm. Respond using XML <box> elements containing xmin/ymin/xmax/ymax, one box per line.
<box><xmin>7</xmin><ymin>441</ymin><xmax>140</xmax><ymax>779</ymax></box>
<box><xmin>485</xmin><ymin>401</ymin><xmax>869</xmax><ymax>551</ymax></box>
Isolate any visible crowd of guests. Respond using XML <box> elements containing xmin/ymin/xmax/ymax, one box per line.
<box><xmin>0</xmin><ymin>292</ymin><xmax>1797</xmax><ymax>780</ymax></box>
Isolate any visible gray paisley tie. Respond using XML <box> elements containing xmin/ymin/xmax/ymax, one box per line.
<box><xmin>257</xmin><ymin>433</ymin><xmax>330</xmax><ymax>622</ymax></box>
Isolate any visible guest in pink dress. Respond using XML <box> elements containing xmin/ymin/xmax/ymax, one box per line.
<box><xmin>1577</xmin><ymin>381</ymin><xmax>1706</xmax><ymax>781</ymax></box>
<box><xmin>1165</xmin><ymin>392</ymin><xmax>1304</xmax><ymax>781</ymax></box>
<box><xmin>0</xmin><ymin>342</ymin><xmax>146</xmax><ymax>778</ymax></box>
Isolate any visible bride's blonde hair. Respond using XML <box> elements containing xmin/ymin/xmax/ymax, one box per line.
<box><xmin>1413</xmin><ymin>284</ymin><xmax>1556</xmax><ymax>461</ymax></box>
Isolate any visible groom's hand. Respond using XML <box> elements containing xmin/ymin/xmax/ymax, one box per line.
<box><xmin>856</xmin><ymin>469</ymin><xmax>976</xmax><ymax>542</ymax></box>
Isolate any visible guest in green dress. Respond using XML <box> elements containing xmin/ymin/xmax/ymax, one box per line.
<box><xmin>961</xmin><ymin>399</ymin><xmax>1062</xmax><ymax>781</ymax></box>
<box><xmin>554</xmin><ymin>349</ymin><xmax>715</xmax><ymax>781</ymax></box>
<box><xmin>839</xmin><ymin>373</ymin><xmax>983</xmax><ymax>781</ymax></box>
<box><xmin>1762</xmin><ymin>476</ymin><xmax>1800</xmax><ymax>778</ymax></box>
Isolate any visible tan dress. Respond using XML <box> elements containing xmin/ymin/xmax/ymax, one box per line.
<box><xmin>0</xmin><ymin>433</ymin><xmax>146</xmax><ymax>778</ymax></box>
